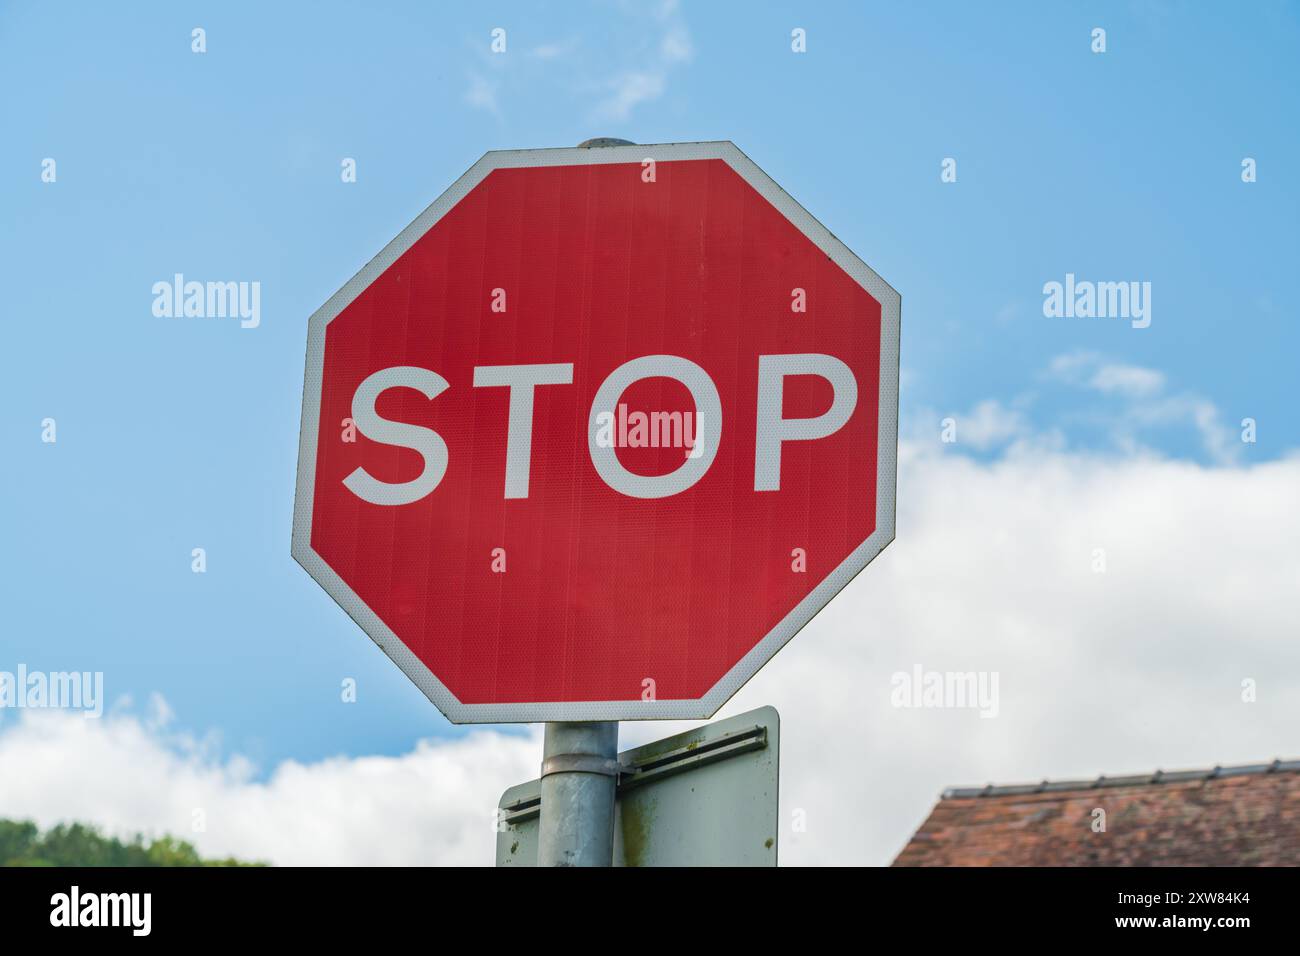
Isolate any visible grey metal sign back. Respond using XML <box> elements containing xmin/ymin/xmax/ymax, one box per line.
<box><xmin>496</xmin><ymin>706</ymin><xmax>780</xmax><ymax>866</ymax></box>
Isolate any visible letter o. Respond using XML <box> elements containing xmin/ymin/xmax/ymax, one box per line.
<box><xmin>587</xmin><ymin>355</ymin><xmax>721</xmax><ymax>498</ymax></box>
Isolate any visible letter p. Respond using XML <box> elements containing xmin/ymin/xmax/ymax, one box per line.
<box><xmin>754</xmin><ymin>354</ymin><xmax>858</xmax><ymax>491</ymax></box>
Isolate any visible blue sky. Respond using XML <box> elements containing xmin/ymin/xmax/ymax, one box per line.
<box><xmin>3</xmin><ymin>1</ymin><xmax>1298</xmax><ymax>777</ymax></box>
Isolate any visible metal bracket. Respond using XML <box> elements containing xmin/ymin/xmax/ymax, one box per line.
<box><xmin>617</xmin><ymin>724</ymin><xmax>767</xmax><ymax>790</ymax></box>
<box><xmin>540</xmin><ymin>754</ymin><xmax>622</xmax><ymax>778</ymax></box>
<box><xmin>502</xmin><ymin>722</ymin><xmax>770</xmax><ymax>827</ymax></box>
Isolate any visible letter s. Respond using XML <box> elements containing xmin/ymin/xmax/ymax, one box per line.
<box><xmin>342</xmin><ymin>367</ymin><xmax>448</xmax><ymax>505</ymax></box>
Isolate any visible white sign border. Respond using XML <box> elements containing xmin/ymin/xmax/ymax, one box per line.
<box><xmin>292</xmin><ymin>141</ymin><xmax>900</xmax><ymax>723</ymax></box>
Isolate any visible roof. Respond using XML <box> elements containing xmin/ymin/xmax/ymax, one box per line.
<box><xmin>892</xmin><ymin>758</ymin><xmax>1300</xmax><ymax>867</ymax></box>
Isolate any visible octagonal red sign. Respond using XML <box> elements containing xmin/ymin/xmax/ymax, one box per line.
<box><xmin>292</xmin><ymin>142</ymin><xmax>899</xmax><ymax>722</ymax></box>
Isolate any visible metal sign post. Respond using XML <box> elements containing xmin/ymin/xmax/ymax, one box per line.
<box><xmin>537</xmin><ymin>721</ymin><xmax>619</xmax><ymax>866</ymax></box>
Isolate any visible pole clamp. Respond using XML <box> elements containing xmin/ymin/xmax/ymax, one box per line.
<box><xmin>540</xmin><ymin>755</ymin><xmax>622</xmax><ymax>778</ymax></box>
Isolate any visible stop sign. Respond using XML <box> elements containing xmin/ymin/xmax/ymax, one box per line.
<box><xmin>292</xmin><ymin>141</ymin><xmax>898</xmax><ymax>723</ymax></box>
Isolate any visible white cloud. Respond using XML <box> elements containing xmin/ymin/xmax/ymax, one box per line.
<box><xmin>660</xmin><ymin>27</ymin><xmax>692</xmax><ymax>64</ymax></box>
<box><xmin>1043</xmin><ymin>350</ymin><xmax>1237</xmax><ymax>463</ymax></box>
<box><xmin>0</xmin><ymin>707</ymin><xmax>538</xmax><ymax>866</ymax></box>
<box><xmin>1049</xmin><ymin>350</ymin><xmax>1165</xmax><ymax>398</ymax></box>
<box><xmin>588</xmin><ymin>2</ymin><xmax>691</xmax><ymax>122</ymax></box>
<box><xmin>1088</xmin><ymin>363</ymin><xmax>1166</xmax><ymax>397</ymax></box>
<box><xmin>949</xmin><ymin>398</ymin><xmax>1030</xmax><ymax>450</ymax></box>
<box><xmin>1046</xmin><ymin>349</ymin><xmax>1102</xmax><ymax>383</ymax></box>
<box><xmin>463</xmin><ymin>6</ymin><xmax>690</xmax><ymax>123</ymax></box>
<box><xmin>464</xmin><ymin>73</ymin><xmax>499</xmax><ymax>116</ymax></box>
<box><xmin>592</xmin><ymin>71</ymin><xmax>667</xmax><ymax>122</ymax></box>
<box><xmin>3</xmin><ymin>445</ymin><xmax>1296</xmax><ymax>866</ymax></box>
<box><xmin>1128</xmin><ymin>394</ymin><xmax>1240</xmax><ymax>465</ymax></box>
<box><xmin>909</xmin><ymin>397</ymin><xmax>1050</xmax><ymax>453</ymax></box>
<box><xmin>529</xmin><ymin>40</ymin><xmax>576</xmax><ymax>60</ymax></box>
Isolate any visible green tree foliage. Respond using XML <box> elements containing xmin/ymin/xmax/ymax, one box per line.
<box><xmin>0</xmin><ymin>819</ymin><xmax>262</xmax><ymax>866</ymax></box>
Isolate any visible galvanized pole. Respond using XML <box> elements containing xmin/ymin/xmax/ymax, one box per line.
<box><xmin>535</xmin><ymin>136</ymin><xmax>634</xmax><ymax>868</ymax></box>
<box><xmin>537</xmin><ymin>722</ymin><xmax>620</xmax><ymax>866</ymax></box>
